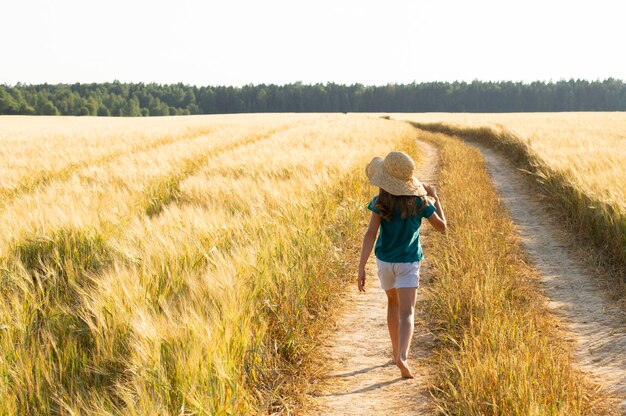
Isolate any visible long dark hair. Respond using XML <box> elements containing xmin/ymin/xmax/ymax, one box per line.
<box><xmin>375</xmin><ymin>188</ymin><xmax>427</xmax><ymax>221</ymax></box>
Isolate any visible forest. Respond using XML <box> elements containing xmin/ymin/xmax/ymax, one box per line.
<box><xmin>1</xmin><ymin>79</ymin><xmax>625</xmax><ymax>116</ymax></box>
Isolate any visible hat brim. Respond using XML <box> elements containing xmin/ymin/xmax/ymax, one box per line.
<box><xmin>366</xmin><ymin>157</ymin><xmax>427</xmax><ymax>197</ymax></box>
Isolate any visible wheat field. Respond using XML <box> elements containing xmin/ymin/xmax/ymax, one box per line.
<box><xmin>394</xmin><ymin>113</ymin><xmax>626</xmax><ymax>210</ymax></box>
<box><xmin>0</xmin><ymin>114</ymin><xmax>416</xmax><ymax>414</ymax></box>
<box><xmin>2</xmin><ymin>112</ymin><xmax>621</xmax><ymax>415</ymax></box>
<box><xmin>395</xmin><ymin>113</ymin><xmax>626</xmax><ymax>285</ymax></box>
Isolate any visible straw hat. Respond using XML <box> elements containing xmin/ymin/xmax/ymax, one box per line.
<box><xmin>366</xmin><ymin>151</ymin><xmax>427</xmax><ymax>196</ymax></box>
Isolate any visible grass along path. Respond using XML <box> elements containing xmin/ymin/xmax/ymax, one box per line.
<box><xmin>302</xmin><ymin>139</ymin><xmax>438</xmax><ymax>415</ymax></box>
<box><xmin>467</xmin><ymin>141</ymin><xmax>626</xmax><ymax>413</ymax></box>
<box><xmin>413</xmin><ymin>130</ymin><xmax>604</xmax><ymax>415</ymax></box>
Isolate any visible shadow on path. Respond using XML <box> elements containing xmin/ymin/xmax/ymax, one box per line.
<box><xmin>317</xmin><ymin>378</ymin><xmax>405</xmax><ymax>397</ymax></box>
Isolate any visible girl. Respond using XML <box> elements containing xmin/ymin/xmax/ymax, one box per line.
<box><xmin>357</xmin><ymin>151</ymin><xmax>446</xmax><ymax>379</ymax></box>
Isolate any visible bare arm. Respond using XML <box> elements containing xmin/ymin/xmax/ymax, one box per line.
<box><xmin>358</xmin><ymin>212</ymin><xmax>381</xmax><ymax>292</ymax></box>
<box><xmin>424</xmin><ymin>184</ymin><xmax>447</xmax><ymax>233</ymax></box>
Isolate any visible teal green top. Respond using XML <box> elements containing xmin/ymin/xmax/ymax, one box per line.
<box><xmin>367</xmin><ymin>195</ymin><xmax>436</xmax><ymax>263</ymax></box>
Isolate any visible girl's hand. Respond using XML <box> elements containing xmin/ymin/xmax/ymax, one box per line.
<box><xmin>424</xmin><ymin>183</ymin><xmax>438</xmax><ymax>199</ymax></box>
<box><xmin>358</xmin><ymin>269</ymin><xmax>366</xmax><ymax>292</ymax></box>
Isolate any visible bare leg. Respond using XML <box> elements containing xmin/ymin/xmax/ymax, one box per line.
<box><xmin>385</xmin><ymin>289</ymin><xmax>399</xmax><ymax>363</ymax></box>
<box><xmin>396</xmin><ymin>287</ymin><xmax>417</xmax><ymax>378</ymax></box>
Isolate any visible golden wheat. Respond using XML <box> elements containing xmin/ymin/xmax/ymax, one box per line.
<box><xmin>0</xmin><ymin>114</ymin><xmax>415</xmax><ymax>414</ymax></box>
<box><xmin>414</xmin><ymin>130</ymin><xmax>603</xmax><ymax>415</ymax></box>
<box><xmin>394</xmin><ymin>112</ymin><xmax>626</xmax><ymax>211</ymax></box>
<box><xmin>396</xmin><ymin>113</ymin><xmax>626</xmax><ymax>295</ymax></box>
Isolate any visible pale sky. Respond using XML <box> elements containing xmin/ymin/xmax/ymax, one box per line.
<box><xmin>1</xmin><ymin>0</ymin><xmax>624</xmax><ymax>86</ymax></box>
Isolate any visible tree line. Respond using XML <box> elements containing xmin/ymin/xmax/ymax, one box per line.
<box><xmin>1</xmin><ymin>79</ymin><xmax>625</xmax><ymax>116</ymax></box>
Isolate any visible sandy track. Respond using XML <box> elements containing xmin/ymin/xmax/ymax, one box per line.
<box><xmin>470</xmin><ymin>143</ymin><xmax>626</xmax><ymax>413</ymax></box>
<box><xmin>302</xmin><ymin>140</ymin><xmax>438</xmax><ymax>415</ymax></box>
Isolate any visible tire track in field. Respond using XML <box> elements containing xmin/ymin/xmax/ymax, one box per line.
<box><xmin>1</xmin><ymin>121</ymin><xmax>313</xmax><ymax>311</ymax></box>
<box><xmin>0</xmin><ymin>127</ymin><xmax>217</xmax><ymax>208</ymax></box>
<box><xmin>469</xmin><ymin>142</ymin><xmax>626</xmax><ymax>413</ymax></box>
<box><xmin>303</xmin><ymin>139</ymin><xmax>438</xmax><ymax>416</ymax></box>
<box><xmin>140</xmin><ymin>119</ymin><xmax>324</xmax><ymax>216</ymax></box>
<box><xmin>0</xmin><ymin>122</ymin><xmax>309</xmax><ymax>263</ymax></box>
<box><xmin>0</xmin><ymin>120</ymin><xmax>307</xmax><ymax>215</ymax></box>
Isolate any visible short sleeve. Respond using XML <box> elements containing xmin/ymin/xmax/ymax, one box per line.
<box><xmin>367</xmin><ymin>196</ymin><xmax>380</xmax><ymax>214</ymax></box>
<box><xmin>421</xmin><ymin>201</ymin><xmax>436</xmax><ymax>218</ymax></box>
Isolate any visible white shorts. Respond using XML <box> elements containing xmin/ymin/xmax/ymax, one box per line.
<box><xmin>375</xmin><ymin>259</ymin><xmax>420</xmax><ymax>291</ymax></box>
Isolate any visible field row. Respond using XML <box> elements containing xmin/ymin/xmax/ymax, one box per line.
<box><xmin>0</xmin><ymin>114</ymin><xmax>322</xmax><ymax>188</ymax></box>
<box><xmin>0</xmin><ymin>115</ymin><xmax>329</xmax><ymax>249</ymax></box>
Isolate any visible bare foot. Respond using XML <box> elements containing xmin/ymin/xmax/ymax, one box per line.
<box><xmin>396</xmin><ymin>359</ymin><xmax>414</xmax><ymax>379</ymax></box>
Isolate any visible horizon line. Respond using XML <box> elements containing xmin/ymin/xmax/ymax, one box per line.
<box><xmin>3</xmin><ymin>77</ymin><xmax>625</xmax><ymax>88</ymax></box>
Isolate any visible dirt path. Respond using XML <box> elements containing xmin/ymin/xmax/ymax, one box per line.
<box><xmin>302</xmin><ymin>140</ymin><xmax>438</xmax><ymax>415</ymax></box>
<box><xmin>469</xmin><ymin>143</ymin><xmax>626</xmax><ymax>413</ymax></box>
